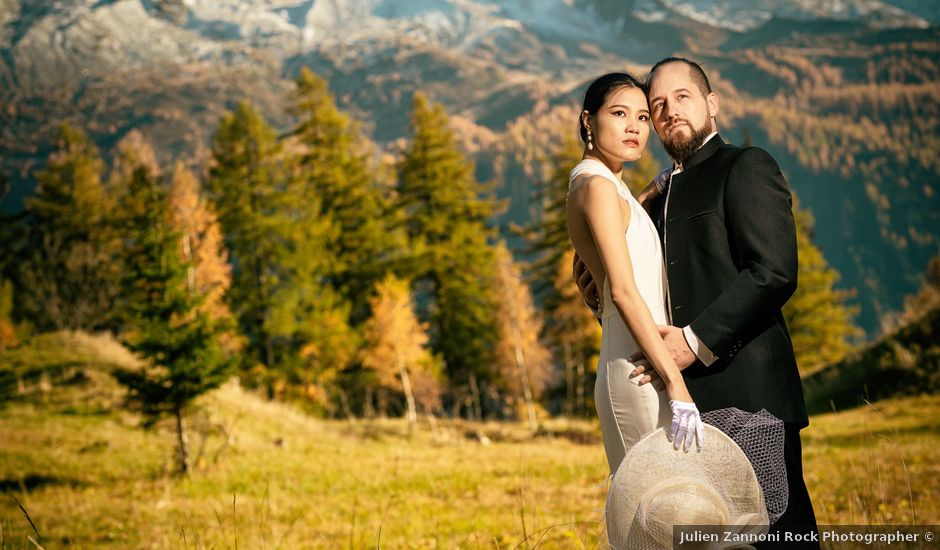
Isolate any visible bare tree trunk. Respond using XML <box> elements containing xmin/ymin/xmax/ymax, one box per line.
<box><xmin>175</xmin><ymin>406</ymin><xmax>190</xmax><ymax>476</ymax></box>
<box><xmin>563</xmin><ymin>340</ymin><xmax>574</xmax><ymax>417</ymax></box>
<box><xmin>336</xmin><ymin>388</ymin><xmax>358</xmax><ymax>427</ymax></box>
<box><xmin>468</xmin><ymin>372</ymin><xmax>483</xmax><ymax>422</ymax></box>
<box><xmin>511</xmin><ymin>322</ymin><xmax>538</xmax><ymax>433</ymax></box>
<box><xmin>364</xmin><ymin>386</ymin><xmax>375</xmax><ymax>419</ymax></box>
<box><xmin>396</xmin><ymin>352</ymin><xmax>417</xmax><ymax>431</ymax></box>
<box><xmin>576</xmin><ymin>360</ymin><xmax>586</xmax><ymax>415</ymax></box>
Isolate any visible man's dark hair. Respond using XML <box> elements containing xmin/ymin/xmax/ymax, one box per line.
<box><xmin>579</xmin><ymin>72</ymin><xmax>645</xmax><ymax>142</ymax></box>
<box><xmin>647</xmin><ymin>57</ymin><xmax>712</xmax><ymax>97</ymax></box>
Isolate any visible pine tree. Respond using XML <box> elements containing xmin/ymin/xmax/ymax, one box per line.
<box><xmin>290</xmin><ymin>68</ymin><xmax>405</xmax><ymax>323</ymax></box>
<box><xmin>519</xmin><ymin>136</ymin><xmax>582</xmax><ymax>309</ymax></box>
<box><xmin>545</xmin><ymin>249</ymin><xmax>602</xmax><ymax>416</ymax></box>
<box><xmin>114</xmin><ymin>158</ymin><xmax>231</xmax><ymax>476</ymax></box>
<box><xmin>518</xmin><ymin>135</ymin><xmax>661</xmax><ymax>311</ymax></box>
<box><xmin>208</xmin><ymin>101</ymin><xmax>352</xmax><ymax>400</ymax></box>
<box><xmin>19</xmin><ymin>123</ymin><xmax>118</xmax><ymax>330</ymax></box>
<box><xmin>784</xmin><ymin>200</ymin><xmax>863</xmax><ymax>374</ymax></box>
<box><xmin>397</xmin><ymin>92</ymin><xmax>501</xmax><ymax>417</ymax></box>
<box><xmin>361</xmin><ymin>275</ymin><xmax>442</xmax><ymax>428</ymax></box>
<box><xmin>109</xmin><ymin>131</ymin><xmax>168</xmax><ymax>325</ymax></box>
<box><xmin>493</xmin><ymin>243</ymin><xmax>552</xmax><ymax>431</ymax></box>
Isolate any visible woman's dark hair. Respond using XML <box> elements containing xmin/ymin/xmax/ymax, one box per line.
<box><xmin>579</xmin><ymin>72</ymin><xmax>645</xmax><ymax>142</ymax></box>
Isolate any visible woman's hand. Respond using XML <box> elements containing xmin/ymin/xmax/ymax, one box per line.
<box><xmin>668</xmin><ymin>399</ymin><xmax>704</xmax><ymax>452</ymax></box>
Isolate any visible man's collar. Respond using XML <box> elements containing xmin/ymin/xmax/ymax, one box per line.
<box><xmin>673</xmin><ymin>132</ymin><xmax>722</xmax><ymax>174</ymax></box>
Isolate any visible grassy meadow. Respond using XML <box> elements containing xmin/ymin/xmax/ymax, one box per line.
<box><xmin>0</xmin><ymin>333</ymin><xmax>938</xmax><ymax>548</ymax></box>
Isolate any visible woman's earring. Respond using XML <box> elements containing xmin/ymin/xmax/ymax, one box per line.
<box><xmin>587</xmin><ymin>130</ymin><xmax>594</xmax><ymax>150</ymax></box>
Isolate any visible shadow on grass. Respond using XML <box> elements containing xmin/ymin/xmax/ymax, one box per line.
<box><xmin>0</xmin><ymin>475</ymin><xmax>84</xmax><ymax>493</ymax></box>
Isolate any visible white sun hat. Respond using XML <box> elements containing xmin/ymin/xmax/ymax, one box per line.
<box><xmin>606</xmin><ymin>424</ymin><xmax>769</xmax><ymax>550</ymax></box>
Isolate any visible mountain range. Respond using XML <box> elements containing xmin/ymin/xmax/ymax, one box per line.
<box><xmin>1</xmin><ymin>0</ymin><xmax>938</xmax><ymax>334</ymax></box>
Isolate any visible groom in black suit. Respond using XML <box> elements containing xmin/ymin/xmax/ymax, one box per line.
<box><xmin>578</xmin><ymin>57</ymin><xmax>819</xmax><ymax>547</ymax></box>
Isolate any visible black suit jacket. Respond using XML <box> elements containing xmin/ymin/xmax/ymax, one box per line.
<box><xmin>650</xmin><ymin>135</ymin><xmax>808</xmax><ymax>426</ymax></box>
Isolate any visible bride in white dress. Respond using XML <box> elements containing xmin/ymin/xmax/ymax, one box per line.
<box><xmin>565</xmin><ymin>72</ymin><xmax>705</xmax><ymax>477</ymax></box>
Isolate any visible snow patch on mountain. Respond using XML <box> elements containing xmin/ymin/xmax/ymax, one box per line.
<box><xmin>638</xmin><ymin>0</ymin><xmax>928</xmax><ymax>32</ymax></box>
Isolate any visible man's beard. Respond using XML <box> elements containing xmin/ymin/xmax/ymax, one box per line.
<box><xmin>661</xmin><ymin>119</ymin><xmax>713</xmax><ymax>164</ymax></box>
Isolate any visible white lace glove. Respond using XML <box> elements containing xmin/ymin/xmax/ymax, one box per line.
<box><xmin>668</xmin><ymin>400</ymin><xmax>704</xmax><ymax>452</ymax></box>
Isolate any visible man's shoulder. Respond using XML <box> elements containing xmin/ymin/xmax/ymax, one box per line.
<box><xmin>715</xmin><ymin>142</ymin><xmax>779</xmax><ymax>166</ymax></box>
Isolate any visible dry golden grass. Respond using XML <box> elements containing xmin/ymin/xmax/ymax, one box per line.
<box><xmin>1</xmin><ymin>332</ymin><xmax>937</xmax><ymax>548</ymax></box>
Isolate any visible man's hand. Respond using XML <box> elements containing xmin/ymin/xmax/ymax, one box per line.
<box><xmin>628</xmin><ymin>325</ymin><xmax>697</xmax><ymax>371</ymax></box>
<box><xmin>630</xmin><ymin>360</ymin><xmax>665</xmax><ymax>390</ymax></box>
<box><xmin>572</xmin><ymin>253</ymin><xmax>600</xmax><ymax>313</ymax></box>
<box><xmin>637</xmin><ymin>167</ymin><xmax>670</xmax><ymax>211</ymax></box>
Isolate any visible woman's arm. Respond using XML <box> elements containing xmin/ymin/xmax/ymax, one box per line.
<box><xmin>576</xmin><ymin>177</ymin><xmax>690</xmax><ymax>401</ymax></box>
<box><xmin>575</xmin><ymin>177</ymin><xmax>702</xmax><ymax>450</ymax></box>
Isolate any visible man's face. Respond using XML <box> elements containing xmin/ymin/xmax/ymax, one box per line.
<box><xmin>647</xmin><ymin>62</ymin><xmax>718</xmax><ymax>163</ymax></box>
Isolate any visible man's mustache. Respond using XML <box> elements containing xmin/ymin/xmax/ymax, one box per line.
<box><xmin>664</xmin><ymin>119</ymin><xmax>691</xmax><ymax>132</ymax></box>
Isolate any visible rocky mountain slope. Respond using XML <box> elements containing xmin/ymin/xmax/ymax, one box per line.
<box><xmin>1</xmin><ymin>0</ymin><xmax>937</xmax><ymax>333</ymax></box>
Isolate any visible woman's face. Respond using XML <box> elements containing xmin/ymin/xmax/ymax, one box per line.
<box><xmin>584</xmin><ymin>85</ymin><xmax>650</xmax><ymax>163</ymax></box>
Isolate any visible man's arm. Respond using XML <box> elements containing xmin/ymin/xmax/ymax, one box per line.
<box><xmin>688</xmin><ymin>148</ymin><xmax>798</xmax><ymax>359</ymax></box>
<box><xmin>572</xmin><ymin>252</ymin><xmax>601</xmax><ymax>315</ymax></box>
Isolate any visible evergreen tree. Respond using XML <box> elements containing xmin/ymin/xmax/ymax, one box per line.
<box><xmin>113</xmin><ymin>158</ymin><xmax>231</xmax><ymax>476</ymax></box>
<box><xmin>109</xmin><ymin>131</ymin><xmax>168</xmax><ymax>325</ymax></box>
<box><xmin>493</xmin><ymin>243</ymin><xmax>552</xmax><ymax>431</ymax></box>
<box><xmin>545</xmin><ymin>249</ymin><xmax>602</xmax><ymax>416</ymax></box>
<box><xmin>19</xmin><ymin>124</ymin><xmax>118</xmax><ymax>330</ymax></box>
<box><xmin>397</xmin><ymin>92</ymin><xmax>501</xmax><ymax>417</ymax></box>
<box><xmin>519</xmin><ymin>136</ymin><xmax>582</xmax><ymax>309</ymax></box>
<box><xmin>208</xmin><ymin>102</ymin><xmax>352</xmax><ymax>400</ymax></box>
<box><xmin>518</xmin><ymin>136</ymin><xmax>660</xmax><ymax>311</ymax></box>
<box><xmin>361</xmin><ymin>275</ymin><xmax>442</xmax><ymax>428</ymax></box>
<box><xmin>290</xmin><ymin>68</ymin><xmax>405</xmax><ymax>322</ymax></box>
<box><xmin>784</xmin><ymin>200</ymin><xmax>863</xmax><ymax>374</ymax></box>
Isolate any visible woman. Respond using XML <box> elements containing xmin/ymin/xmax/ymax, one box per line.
<box><xmin>565</xmin><ymin>72</ymin><xmax>704</xmax><ymax>478</ymax></box>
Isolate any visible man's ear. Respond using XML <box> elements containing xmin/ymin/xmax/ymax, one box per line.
<box><xmin>706</xmin><ymin>92</ymin><xmax>720</xmax><ymax>119</ymax></box>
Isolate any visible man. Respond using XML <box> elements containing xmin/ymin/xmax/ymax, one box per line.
<box><xmin>575</xmin><ymin>57</ymin><xmax>819</xmax><ymax>547</ymax></box>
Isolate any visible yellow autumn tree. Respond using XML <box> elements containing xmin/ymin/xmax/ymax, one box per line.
<box><xmin>167</xmin><ymin>163</ymin><xmax>232</xmax><ymax>316</ymax></box>
<box><xmin>0</xmin><ymin>279</ymin><xmax>16</xmax><ymax>352</ymax></box>
<box><xmin>493</xmin><ymin>243</ymin><xmax>553</xmax><ymax>431</ymax></box>
<box><xmin>545</xmin><ymin>249</ymin><xmax>602</xmax><ymax>416</ymax></box>
<box><xmin>361</xmin><ymin>275</ymin><xmax>442</xmax><ymax>428</ymax></box>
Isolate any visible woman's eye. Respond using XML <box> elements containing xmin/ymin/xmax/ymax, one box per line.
<box><xmin>613</xmin><ymin>110</ymin><xmax>625</xmax><ymax>117</ymax></box>
<box><xmin>639</xmin><ymin>115</ymin><xmax>649</xmax><ymax>122</ymax></box>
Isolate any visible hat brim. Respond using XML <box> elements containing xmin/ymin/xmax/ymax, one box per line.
<box><xmin>606</xmin><ymin>425</ymin><xmax>768</xmax><ymax>550</ymax></box>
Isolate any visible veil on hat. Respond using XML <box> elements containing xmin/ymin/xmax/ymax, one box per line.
<box><xmin>606</xmin><ymin>408</ymin><xmax>788</xmax><ymax>550</ymax></box>
<box><xmin>701</xmin><ymin>408</ymin><xmax>788</xmax><ymax>524</ymax></box>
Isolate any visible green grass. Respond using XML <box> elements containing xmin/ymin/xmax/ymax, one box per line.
<box><xmin>1</xmin><ymin>332</ymin><xmax>938</xmax><ymax>548</ymax></box>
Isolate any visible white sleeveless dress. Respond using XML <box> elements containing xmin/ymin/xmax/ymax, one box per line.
<box><xmin>568</xmin><ymin>159</ymin><xmax>672</xmax><ymax>476</ymax></box>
